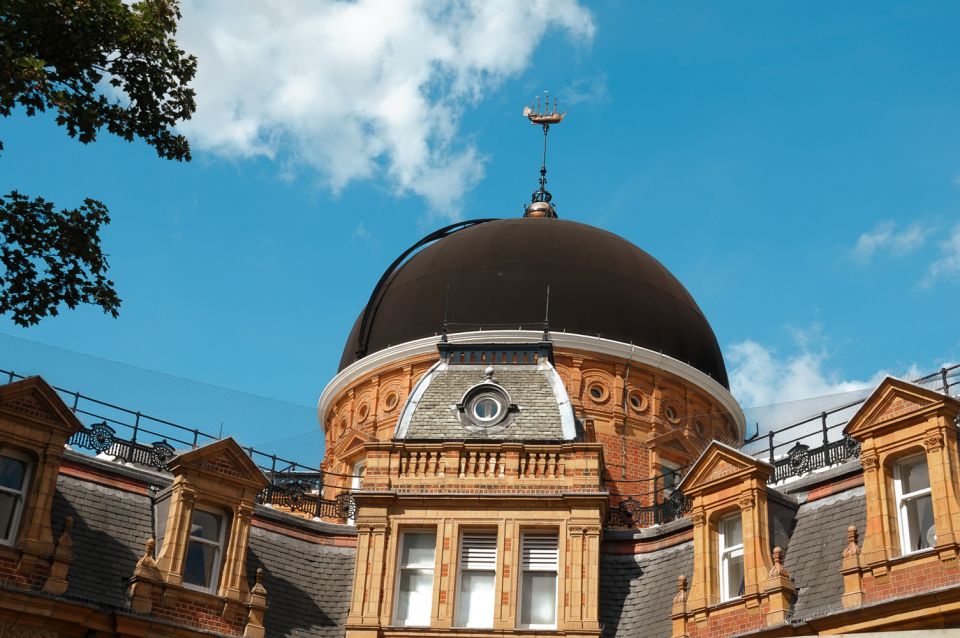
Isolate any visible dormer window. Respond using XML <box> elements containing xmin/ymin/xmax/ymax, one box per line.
<box><xmin>0</xmin><ymin>450</ymin><xmax>30</xmax><ymax>545</ymax></box>
<box><xmin>718</xmin><ymin>513</ymin><xmax>744</xmax><ymax>602</ymax></box>
<box><xmin>893</xmin><ymin>454</ymin><xmax>935</xmax><ymax>554</ymax></box>
<box><xmin>183</xmin><ymin>508</ymin><xmax>228</xmax><ymax>591</ymax></box>
<box><xmin>472</xmin><ymin>395</ymin><xmax>502</xmax><ymax>422</ymax></box>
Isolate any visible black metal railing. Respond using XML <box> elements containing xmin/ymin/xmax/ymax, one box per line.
<box><xmin>743</xmin><ymin>364</ymin><xmax>960</xmax><ymax>484</ymax></box>
<box><xmin>2</xmin><ymin>367</ymin><xmax>355</xmax><ymax>520</ymax></box>
<box><xmin>606</xmin><ymin>490</ymin><xmax>691</xmax><ymax>528</ymax></box>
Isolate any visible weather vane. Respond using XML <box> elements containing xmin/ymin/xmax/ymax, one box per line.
<box><xmin>522</xmin><ymin>91</ymin><xmax>565</xmax><ymax>218</ymax></box>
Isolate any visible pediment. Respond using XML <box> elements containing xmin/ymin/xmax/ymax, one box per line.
<box><xmin>844</xmin><ymin>376</ymin><xmax>960</xmax><ymax>438</ymax></box>
<box><xmin>169</xmin><ymin>438</ymin><xmax>269</xmax><ymax>488</ymax></box>
<box><xmin>678</xmin><ymin>441</ymin><xmax>771</xmax><ymax>493</ymax></box>
<box><xmin>335</xmin><ymin>430</ymin><xmax>375</xmax><ymax>457</ymax></box>
<box><xmin>0</xmin><ymin>376</ymin><xmax>83</xmax><ymax>434</ymax></box>
<box><xmin>650</xmin><ymin>428</ymin><xmax>700</xmax><ymax>460</ymax></box>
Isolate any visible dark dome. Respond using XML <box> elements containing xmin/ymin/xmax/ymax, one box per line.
<box><xmin>339</xmin><ymin>218</ymin><xmax>729</xmax><ymax>388</ymax></box>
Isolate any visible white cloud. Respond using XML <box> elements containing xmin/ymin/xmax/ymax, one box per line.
<box><xmin>923</xmin><ymin>223</ymin><xmax>960</xmax><ymax>286</ymax></box>
<box><xmin>727</xmin><ymin>337</ymin><xmax>882</xmax><ymax>410</ymax></box>
<box><xmin>176</xmin><ymin>0</ymin><xmax>595</xmax><ymax>216</ymax></box>
<box><xmin>852</xmin><ymin>220</ymin><xmax>927</xmax><ymax>262</ymax></box>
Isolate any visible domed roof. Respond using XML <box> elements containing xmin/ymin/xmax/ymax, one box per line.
<box><xmin>339</xmin><ymin>218</ymin><xmax>729</xmax><ymax>388</ymax></box>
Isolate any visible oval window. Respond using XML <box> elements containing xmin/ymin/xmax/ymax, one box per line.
<box><xmin>473</xmin><ymin>396</ymin><xmax>501</xmax><ymax>422</ymax></box>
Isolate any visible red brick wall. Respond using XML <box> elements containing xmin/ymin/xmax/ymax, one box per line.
<box><xmin>686</xmin><ymin>602</ymin><xmax>768</xmax><ymax>638</ymax></box>
<box><xmin>863</xmin><ymin>555</ymin><xmax>960</xmax><ymax>604</ymax></box>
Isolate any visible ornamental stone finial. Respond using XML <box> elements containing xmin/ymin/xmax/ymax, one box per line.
<box><xmin>768</xmin><ymin>546</ymin><xmax>790</xmax><ymax>578</ymax></box>
<box><xmin>842</xmin><ymin>525</ymin><xmax>860</xmax><ymax>558</ymax></box>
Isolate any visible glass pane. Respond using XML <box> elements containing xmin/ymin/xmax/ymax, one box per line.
<box><xmin>183</xmin><ymin>540</ymin><xmax>220</xmax><ymax>588</ymax></box>
<box><xmin>190</xmin><ymin>510</ymin><xmax>222</xmax><ymax>541</ymax></box>
<box><xmin>401</xmin><ymin>532</ymin><xmax>436</xmax><ymax>567</ymax></box>
<box><xmin>0</xmin><ymin>456</ymin><xmax>27</xmax><ymax>491</ymax></box>
<box><xmin>900</xmin><ymin>457</ymin><xmax>931</xmax><ymax>494</ymax></box>
<box><xmin>457</xmin><ymin>571</ymin><xmax>495</xmax><ymax>628</ymax></box>
<box><xmin>520</xmin><ymin>571</ymin><xmax>557</xmax><ymax>627</ymax></box>
<box><xmin>724</xmin><ymin>553</ymin><xmax>745</xmax><ymax>600</ymax></box>
<box><xmin>0</xmin><ymin>492</ymin><xmax>19</xmax><ymax>541</ymax></box>
<box><xmin>474</xmin><ymin>398</ymin><xmax>500</xmax><ymax>420</ymax></box>
<box><xmin>396</xmin><ymin>569</ymin><xmax>434</xmax><ymax>626</ymax></box>
<box><xmin>904</xmin><ymin>493</ymin><xmax>936</xmax><ymax>552</ymax></box>
<box><xmin>722</xmin><ymin>515</ymin><xmax>742</xmax><ymax>547</ymax></box>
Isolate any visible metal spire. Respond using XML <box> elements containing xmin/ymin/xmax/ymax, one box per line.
<box><xmin>522</xmin><ymin>91</ymin><xmax>565</xmax><ymax>218</ymax></box>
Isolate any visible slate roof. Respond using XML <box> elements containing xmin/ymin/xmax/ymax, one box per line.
<box><xmin>401</xmin><ymin>365</ymin><xmax>570</xmax><ymax>440</ymax></box>
<box><xmin>247</xmin><ymin>527</ymin><xmax>355</xmax><ymax>638</ymax></box>
<box><xmin>47</xmin><ymin>457</ymin><xmax>356</xmax><ymax>638</ymax></box>
<box><xmin>783</xmin><ymin>486</ymin><xmax>866</xmax><ymax>620</ymax></box>
<box><xmin>599</xmin><ymin>542</ymin><xmax>693</xmax><ymax>638</ymax></box>
<box><xmin>52</xmin><ymin>473</ymin><xmax>154</xmax><ymax>609</ymax></box>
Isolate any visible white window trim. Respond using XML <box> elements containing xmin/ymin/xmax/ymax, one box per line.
<box><xmin>893</xmin><ymin>453</ymin><xmax>935</xmax><ymax>555</ymax></box>
<box><xmin>455</xmin><ymin>530</ymin><xmax>497</xmax><ymax>628</ymax></box>
<box><xmin>348</xmin><ymin>461</ymin><xmax>365</xmax><ymax>526</ymax></box>
<box><xmin>718</xmin><ymin>514</ymin><xmax>744</xmax><ymax>603</ymax></box>
<box><xmin>182</xmin><ymin>506</ymin><xmax>228</xmax><ymax>593</ymax></box>
<box><xmin>393</xmin><ymin>530</ymin><xmax>436</xmax><ymax>627</ymax></box>
<box><xmin>0</xmin><ymin>449</ymin><xmax>32</xmax><ymax>547</ymax></box>
<box><xmin>658</xmin><ymin>459</ymin><xmax>681</xmax><ymax>498</ymax></box>
<box><xmin>518</xmin><ymin>531</ymin><xmax>559</xmax><ymax>630</ymax></box>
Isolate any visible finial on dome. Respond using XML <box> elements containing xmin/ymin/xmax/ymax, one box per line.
<box><xmin>522</xmin><ymin>91</ymin><xmax>565</xmax><ymax>218</ymax></box>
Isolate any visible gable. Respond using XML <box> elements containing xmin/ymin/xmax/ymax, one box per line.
<box><xmin>678</xmin><ymin>441</ymin><xmax>771</xmax><ymax>494</ymax></box>
<box><xmin>650</xmin><ymin>429</ymin><xmax>700</xmax><ymax>460</ymax></box>
<box><xmin>0</xmin><ymin>376</ymin><xmax>83</xmax><ymax>434</ymax></box>
<box><xmin>844</xmin><ymin>376</ymin><xmax>960</xmax><ymax>438</ymax></box>
<box><xmin>169</xmin><ymin>437</ymin><xmax>269</xmax><ymax>488</ymax></box>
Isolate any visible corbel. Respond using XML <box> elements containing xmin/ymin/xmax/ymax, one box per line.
<box><xmin>840</xmin><ymin>525</ymin><xmax>865</xmax><ymax>608</ymax></box>
<box><xmin>670</xmin><ymin>574</ymin><xmax>689</xmax><ymax>638</ymax></box>
<box><xmin>42</xmin><ymin>516</ymin><xmax>73</xmax><ymax>595</ymax></box>
<box><xmin>129</xmin><ymin>538</ymin><xmax>164</xmax><ymax>613</ymax></box>
<box><xmin>244</xmin><ymin>569</ymin><xmax>268</xmax><ymax>638</ymax></box>
<box><xmin>763</xmin><ymin>547</ymin><xmax>794</xmax><ymax>625</ymax></box>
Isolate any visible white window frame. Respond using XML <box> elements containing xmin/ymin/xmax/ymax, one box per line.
<box><xmin>455</xmin><ymin>530</ymin><xmax>497</xmax><ymax>628</ymax></box>
<box><xmin>348</xmin><ymin>461</ymin><xmax>365</xmax><ymax>526</ymax></box>
<box><xmin>518</xmin><ymin>531</ymin><xmax>559</xmax><ymax>630</ymax></box>
<box><xmin>658</xmin><ymin>459</ymin><xmax>681</xmax><ymax>498</ymax></box>
<box><xmin>182</xmin><ymin>506</ymin><xmax>227</xmax><ymax>593</ymax></box>
<box><xmin>894</xmin><ymin>453</ymin><xmax>935</xmax><ymax>555</ymax></box>
<box><xmin>393</xmin><ymin>530</ymin><xmax>437</xmax><ymax>627</ymax></box>
<box><xmin>718</xmin><ymin>513</ymin><xmax>744</xmax><ymax>602</ymax></box>
<box><xmin>0</xmin><ymin>449</ymin><xmax>31</xmax><ymax>547</ymax></box>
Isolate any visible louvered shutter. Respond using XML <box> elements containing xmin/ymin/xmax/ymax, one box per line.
<box><xmin>460</xmin><ymin>533</ymin><xmax>497</xmax><ymax>570</ymax></box>
<box><xmin>521</xmin><ymin>533</ymin><xmax>558</xmax><ymax>571</ymax></box>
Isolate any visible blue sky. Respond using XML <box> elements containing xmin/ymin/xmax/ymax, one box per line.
<box><xmin>2</xmin><ymin>1</ymin><xmax>959</xmax><ymax>464</ymax></box>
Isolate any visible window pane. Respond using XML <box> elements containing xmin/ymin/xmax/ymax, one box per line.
<box><xmin>190</xmin><ymin>510</ymin><xmax>221</xmax><ymax>541</ymax></box>
<box><xmin>396</xmin><ymin>570</ymin><xmax>433</xmax><ymax>626</ymax></box>
<box><xmin>900</xmin><ymin>457</ymin><xmax>931</xmax><ymax>494</ymax></box>
<box><xmin>0</xmin><ymin>456</ymin><xmax>27</xmax><ymax>491</ymax></box>
<box><xmin>183</xmin><ymin>540</ymin><xmax>220</xmax><ymax>588</ymax></box>
<box><xmin>722</xmin><ymin>516</ymin><xmax>742</xmax><ymax>547</ymax></box>
<box><xmin>904</xmin><ymin>493</ymin><xmax>936</xmax><ymax>551</ymax></box>
<box><xmin>724</xmin><ymin>553</ymin><xmax>744</xmax><ymax>600</ymax></box>
<box><xmin>401</xmin><ymin>532</ymin><xmax>436</xmax><ymax>567</ymax></box>
<box><xmin>457</xmin><ymin>571</ymin><xmax>495</xmax><ymax>628</ymax></box>
<box><xmin>0</xmin><ymin>492</ymin><xmax>19</xmax><ymax>540</ymax></box>
<box><xmin>520</xmin><ymin>571</ymin><xmax>556</xmax><ymax>627</ymax></box>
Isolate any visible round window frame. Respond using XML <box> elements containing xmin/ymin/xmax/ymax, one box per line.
<box><xmin>383</xmin><ymin>391</ymin><xmax>399</xmax><ymax>411</ymax></box>
<box><xmin>664</xmin><ymin>405</ymin><xmax>680</xmax><ymax>424</ymax></box>
<box><xmin>587</xmin><ymin>382</ymin><xmax>609</xmax><ymax>403</ymax></box>
<box><xmin>627</xmin><ymin>391</ymin><xmax>647</xmax><ymax>413</ymax></box>
<box><xmin>459</xmin><ymin>383</ymin><xmax>514</xmax><ymax>429</ymax></box>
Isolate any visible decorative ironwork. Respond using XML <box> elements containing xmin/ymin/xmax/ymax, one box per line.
<box><xmin>88</xmin><ymin>422</ymin><xmax>116</xmax><ymax>453</ymax></box>
<box><xmin>842</xmin><ymin>435</ymin><xmax>861</xmax><ymax>459</ymax></box>
<box><xmin>787</xmin><ymin>443</ymin><xmax>811</xmax><ymax>477</ymax></box>
<box><xmin>149</xmin><ymin>441</ymin><xmax>176</xmax><ymax>468</ymax></box>
<box><xmin>606</xmin><ymin>490</ymin><xmax>691</xmax><ymax>529</ymax></box>
<box><xmin>335</xmin><ymin>492</ymin><xmax>357</xmax><ymax>520</ymax></box>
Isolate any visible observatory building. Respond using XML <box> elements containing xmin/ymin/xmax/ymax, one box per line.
<box><xmin>0</xmin><ymin>105</ymin><xmax>959</xmax><ymax>638</ymax></box>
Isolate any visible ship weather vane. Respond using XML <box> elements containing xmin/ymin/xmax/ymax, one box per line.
<box><xmin>522</xmin><ymin>91</ymin><xmax>565</xmax><ymax>218</ymax></box>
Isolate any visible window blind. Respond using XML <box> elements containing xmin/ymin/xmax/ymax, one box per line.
<box><xmin>521</xmin><ymin>533</ymin><xmax>558</xmax><ymax>571</ymax></box>
<box><xmin>460</xmin><ymin>532</ymin><xmax>497</xmax><ymax>570</ymax></box>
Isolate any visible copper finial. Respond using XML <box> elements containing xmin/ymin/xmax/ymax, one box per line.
<box><xmin>522</xmin><ymin>91</ymin><xmax>566</xmax><ymax>218</ymax></box>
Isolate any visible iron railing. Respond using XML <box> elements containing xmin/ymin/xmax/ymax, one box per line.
<box><xmin>1</xmin><ymin>367</ymin><xmax>355</xmax><ymax>520</ymax></box>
